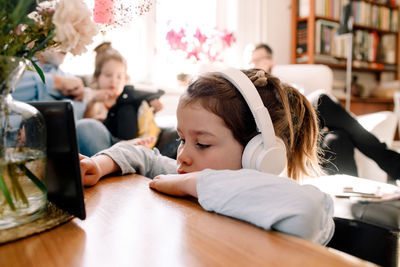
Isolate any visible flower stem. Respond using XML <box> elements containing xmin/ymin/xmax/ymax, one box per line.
<box><xmin>17</xmin><ymin>163</ymin><xmax>46</xmax><ymax>195</ymax></box>
<box><xmin>0</xmin><ymin>170</ymin><xmax>15</xmax><ymax>211</ymax></box>
<box><xmin>8</xmin><ymin>164</ymin><xmax>28</xmax><ymax>205</ymax></box>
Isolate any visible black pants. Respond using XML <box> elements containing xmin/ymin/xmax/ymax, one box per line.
<box><xmin>312</xmin><ymin>94</ymin><xmax>400</xmax><ymax>180</ymax></box>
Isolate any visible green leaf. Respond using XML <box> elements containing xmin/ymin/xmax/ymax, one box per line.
<box><xmin>31</xmin><ymin>60</ymin><xmax>46</xmax><ymax>84</ymax></box>
<box><xmin>0</xmin><ymin>171</ymin><xmax>16</xmax><ymax>211</ymax></box>
<box><xmin>27</xmin><ymin>27</ymin><xmax>56</xmax><ymax>57</ymax></box>
<box><xmin>11</xmin><ymin>0</ymin><xmax>36</xmax><ymax>26</ymax></box>
<box><xmin>17</xmin><ymin>164</ymin><xmax>47</xmax><ymax>195</ymax></box>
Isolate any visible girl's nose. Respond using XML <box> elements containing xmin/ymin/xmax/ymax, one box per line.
<box><xmin>176</xmin><ymin>145</ymin><xmax>192</xmax><ymax>167</ymax></box>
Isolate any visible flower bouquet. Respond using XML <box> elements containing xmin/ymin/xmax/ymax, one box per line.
<box><xmin>0</xmin><ymin>0</ymin><xmax>98</xmax><ymax>229</ymax></box>
<box><xmin>166</xmin><ymin>27</ymin><xmax>235</xmax><ymax>63</ymax></box>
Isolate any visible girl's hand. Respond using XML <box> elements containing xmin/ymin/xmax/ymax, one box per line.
<box><xmin>149</xmin><ymin>172</ymin><xmax>198</xmax><ymax>198</ymax></box>
<box><xmin>149</xmin><ymin>99</ymin><xmax>163</xmax><ymax>113</ymax></box>
<box><xmin>92</xmin><ymin>89</ymin><xmax>113</xmax><ymax>102</ymax></box>
<box><xmin>79</xmin><ymin>154</ymin><xmax>119</xmax><ymax>186</ymax></box>
<box><xmin>79</xmin><ymin>154</ymin><xmax>102</xmax><ymax>186</ymax></box>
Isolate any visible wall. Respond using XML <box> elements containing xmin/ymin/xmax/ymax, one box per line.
<box><xmin>264</xmin><ymin>0</ymin><xmax>292</xmax><ymax>65</ymax></box>
<box><xmin>232</xmin><ymin>0</ymin><xmax>292</xmax><ymax>67</ymax></box>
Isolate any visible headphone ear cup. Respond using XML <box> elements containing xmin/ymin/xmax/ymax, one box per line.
<box><xmin>242</xmin><ymin>134</ymin><xmax>287</xmax><ymax>175</ymax></box>
<box><xmin>242</xmin><ymin>134</ymin><xmax>263</xmax><ymax>170</ymax></box>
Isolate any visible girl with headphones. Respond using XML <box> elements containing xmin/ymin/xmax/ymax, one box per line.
<box><xmin>80</xmin><ymin>68</ymin><xmax>334</xmax><ymax>245</ymax></box>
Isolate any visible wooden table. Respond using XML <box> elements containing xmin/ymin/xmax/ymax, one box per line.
<box><xmin>0</xmin><ymin>174</ymin><xmax>374</xmax><ymax>267</ymax></box>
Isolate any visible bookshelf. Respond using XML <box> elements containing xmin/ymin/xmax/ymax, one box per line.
<box><xmin>291</xmin><ymin>0</ymin><xmax>400</xmax><ymax>79</ymax></box>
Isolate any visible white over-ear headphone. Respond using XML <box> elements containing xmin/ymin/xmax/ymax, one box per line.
<box><xmin>216</xmin><ymin>68</ymin><xmax>287</xmax><ymax>175</ymax></box>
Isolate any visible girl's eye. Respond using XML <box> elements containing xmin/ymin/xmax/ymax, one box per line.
<box><xmin>177</xmin><ymin>137</ymin><xmax>185</xmax><ymax>144</ymax></box>
<box><xmin>196</xmin><ymin>143</ymin><xmax>210</xmax><ymax>149</ymax></box>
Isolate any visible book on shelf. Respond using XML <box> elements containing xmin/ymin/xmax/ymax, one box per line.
<box><xmin>295</xmin><ymin>0</ymin><xmax>399</xmax><ymax>74</ymax></box>
<box><xmin>315</xmin><ymin>0</ymin><xmax>345</xmax><ymax>19</ymax></box>
<box><xmin>353</xmin><ymin>30</ymin><xmax>379</xmax><ymax>62</ymax></box>
<box><xmin>378</xmin><ymin>34</ymin><xmax>396</xmax><ymax>64</ymax></box>
<box><xmin>298</xmin><ymin>0</ymin><xmax>310</xmax><ymax>17</ymax></box>
<box><xmin>383</xmin><ymin>64</ymin><xmax>398</xmax><ymax>71</ymax></box>
<box><xmin>352</xmin><ymin>1</ymin><xmax>399</xmax><ymax>31</ymax></box>
<box><xmin>309</xmin><ymin>0</ymin><xmax>399</xmax><ymax>31</ymax></box>
<box><xmin>296</xmin><ymin>21</ymin><xmax>308</xmax><ymax>54</ymax></box>
<box><xmin>315</xmin><ymin>19</ymin><xmax>340</xmax><ymax>55</ymax></box>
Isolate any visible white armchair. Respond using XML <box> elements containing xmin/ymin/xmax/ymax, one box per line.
<box><xmin>355</xmin><ymin>111</ymin><xmax>397</xmax><ymax>182</ymax></box>
<box><xmin>272</xmin><ymin>64</ymin><xmax>398</xmax><ymax>182</ymax></box>
<box><xmin>272</xmin><ymin>64</ymin><xmax>333</xmax><ymax>95</ymax></box>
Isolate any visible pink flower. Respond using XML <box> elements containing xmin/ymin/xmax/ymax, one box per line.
<box><xmin>166</xmin><ymin>28</ymin><xmax>188</xmax><ymax>51</ymax></box>
<box><xmin>193</xmin><ymin>28</ymin><xmax>207</xmax><ymax>44</ymax></box>
<box><xmin>221</xmin><ymin>32</ymin><xmax>235</xmax><ymax>47</ymax></box>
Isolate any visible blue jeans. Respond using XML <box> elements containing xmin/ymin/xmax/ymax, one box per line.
<box><xmin>76</xmin><ymin>118</ymin><xmax>114</xmax><ymax>157</ymax></box>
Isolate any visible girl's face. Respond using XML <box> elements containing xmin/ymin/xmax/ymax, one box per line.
<box><xmin>176</xmin><ymin>101</ymin><xmax>243</xmax><ymax>174</ymax></box>
<box><xmin>97</xmin><ymin>59</ymin><xmax>127</xmax><ymax>97</ymax></box>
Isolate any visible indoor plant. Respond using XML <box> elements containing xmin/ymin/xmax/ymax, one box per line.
<box><xmin>0</xmin><ymin>0</ymin><xmax>98</xmax><ymax>229</ymax></box>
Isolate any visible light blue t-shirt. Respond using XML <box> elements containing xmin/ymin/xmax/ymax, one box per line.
<box><xmin>13</xmin><ymin>62</ymin><xmax>86</xmax><ymax>120</ymax></box>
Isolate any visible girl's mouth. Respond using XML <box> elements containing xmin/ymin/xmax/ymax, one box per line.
<box><xmin>178</xmin><ymin>170</ymin><xmax>187</xmax><ymax>174</ymax></box>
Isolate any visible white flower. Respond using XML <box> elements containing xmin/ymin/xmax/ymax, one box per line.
<box><xmin>53</xmin><ymin>0</ymin><xmax>99</xmax><ymax>55</ymax></box>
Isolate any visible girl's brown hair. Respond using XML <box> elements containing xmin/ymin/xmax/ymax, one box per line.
<box><xmin>179</xmin><ymin>69</ymin><xmax>321</xmax><ymax>181</ymax></box>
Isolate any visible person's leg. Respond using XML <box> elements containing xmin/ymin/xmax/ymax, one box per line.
<box><xmin>70</xmin><ymin>100</ymin><xmax>87</xmax><ymax>121</ymax></box>
<box><xmin>320</xmin><ymin>130</ymin><xmax>358</xmax><ymax>176</ymax></box>
<box><xmin>314</xmin><ymin>94</ymin><xmax>400</xmax><ymax>180</ymax></box>
<box><xmin>76</xmin><ymin>118</ymin><xmax>113</xmax><ymax>157</ymax></box>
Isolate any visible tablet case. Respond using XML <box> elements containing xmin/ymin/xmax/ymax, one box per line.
<box><xmin>29</xmin><ymin>101</ymin><xmax>86</xmax><ymax>219</ymax></box>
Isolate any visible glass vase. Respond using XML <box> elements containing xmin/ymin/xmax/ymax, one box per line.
<box><xmin>0</xmin><ymin>56</ymin><xmax>47</xmax><ymax>230</ymax></box>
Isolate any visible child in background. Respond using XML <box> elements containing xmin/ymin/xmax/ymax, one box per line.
<box><xmin>80</xmin><ymin>68</ymin><xmax>334</xmax><ymax>245</ymax></box>
<box><xmin>77</xmin><ymin>44</ymin><xmax>162</xmax><ymax>156</ymax></box>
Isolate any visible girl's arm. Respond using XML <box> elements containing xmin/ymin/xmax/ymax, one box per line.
<box><xmin>149</xmin><ymin>169</ymin><xmax>334</xmax><ymax>245</ymax></box>
<box><xmin>80</xmin><ymin>154</ymin><xmax>120</xmax><ymax>186</ymax></box>
<box><xmin>80</xmin><ymin>141</ymin><xmax>177</xmax><ymax>186</ymax></box>
<box><xmin>95</xmin><ymin>142</ymin><xmax>177</xmax><ymax>178</ymax></box>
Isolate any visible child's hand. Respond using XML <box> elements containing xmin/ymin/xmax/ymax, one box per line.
<box><xmin>149</xmin><ymin>173</ymin><xmax>198</xmax><ymax>198</ymax></box>
<box><xmin>79</xmin><ymin>154</ymin><xmax>104</xmax><ymax>186</ymax></box>
<box><xmin>149</xmin><ymin>99</ymin><xmax>163</xmax><ymax>113</ymax></box>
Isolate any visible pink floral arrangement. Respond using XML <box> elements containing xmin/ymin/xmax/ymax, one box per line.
<box><xmin>166</xmin><ymin>27</ymin><xmax>235</xmax><ymax>63</ymax></box>
<box><xmin>93</xmin><ymin>0</ymin><xmax>152</xmax><ymax>29</ymax></box>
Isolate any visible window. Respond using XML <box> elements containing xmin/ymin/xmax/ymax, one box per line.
<box><xmin>61</xmin><ymin>0</ymin><xmax>238</xmax><ymax>93</ymax></box>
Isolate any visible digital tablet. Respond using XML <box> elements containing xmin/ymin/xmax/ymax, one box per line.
<box><xmin>29</xmin><ymin>101</ymin><xmax>86</xmax><ymax>219</ymax></box>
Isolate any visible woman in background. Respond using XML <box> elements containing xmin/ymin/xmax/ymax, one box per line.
<box><xmin>77</xmin><ymin>43</ymin><xmax>164</xmax><ymax>156</ymax></box>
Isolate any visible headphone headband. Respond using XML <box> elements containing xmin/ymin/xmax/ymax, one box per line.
<box><xmin>216</xmin><ymin>68</ymin><xmax>276</xmax><ymax>149</ymax></box>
